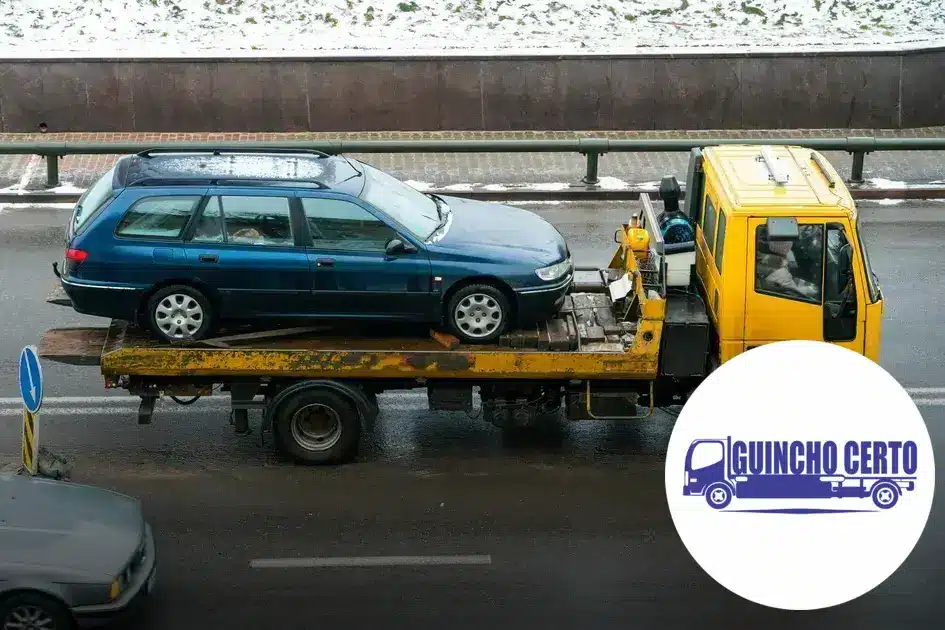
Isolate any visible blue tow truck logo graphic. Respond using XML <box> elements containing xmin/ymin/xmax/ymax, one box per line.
<box><xmin>683</xmin><ymin>437</ymin><xmax>918</xmax><ymax>513</ymax></box>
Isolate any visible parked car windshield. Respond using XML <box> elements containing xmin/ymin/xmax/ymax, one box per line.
<box><xmin>358</xmin><ymin>161</ymin><xmax>440</xmax><ymax>239</ymax></box>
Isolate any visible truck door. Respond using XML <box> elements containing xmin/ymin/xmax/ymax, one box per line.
<box><xmin>744</xmin><ymin>217</ymin><xmax>865</xmax><ymax>353</ymax></box>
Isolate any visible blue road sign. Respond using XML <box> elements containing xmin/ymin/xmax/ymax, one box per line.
<box><xmin>18</xmin><ymin>345</ymin><xmax>44</xmax><ymax>414</ymax></box>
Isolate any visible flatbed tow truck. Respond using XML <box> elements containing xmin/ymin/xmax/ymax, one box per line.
<box><xmin>38</xmin><ymin>145</ymin><xmax>885</xmax><ymax>465</ymax></box>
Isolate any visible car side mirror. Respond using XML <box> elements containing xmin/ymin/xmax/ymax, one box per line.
<box><xmin>385</xmin><ymin>238</ymin><xmax>416</xmax><ymax>255</ymax></box>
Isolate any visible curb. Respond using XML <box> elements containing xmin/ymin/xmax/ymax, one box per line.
<box><xmin>1</xmin><ymin>186</ymin><xmax>944</xmax><ymax>205</ymax></box>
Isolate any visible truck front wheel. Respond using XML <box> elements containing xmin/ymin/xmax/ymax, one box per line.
<box><xmin>705</xmin><ymin>482</ymin><xmax>733</xmax><ymax>509</ymax></box>
<box><xmin>871</xmin><ymin>481</ymin><xmax>900</xmax><ymax>509</ymax></box>
<box><xmin>272</xmin><ymin>388</ymin><xmax>361</xmax><ymax>465</ymax></box>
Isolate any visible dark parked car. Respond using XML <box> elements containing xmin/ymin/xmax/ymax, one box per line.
<box><xmin>55</xmin><ymin>149</ymin><xmax>573</xmax><ymax>344</ymax></box>
<box><xmin>0</xmin><ymin>474</ymin><xmax>156</xmax><ymax>629</ymax></box>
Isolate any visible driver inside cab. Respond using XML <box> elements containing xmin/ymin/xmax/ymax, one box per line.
<box><xmin>757</xmin><ymin>238</ymin><xmax>820</xmax><ymax>300</ymax></box>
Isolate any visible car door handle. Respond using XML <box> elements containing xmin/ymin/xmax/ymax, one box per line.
<box><xmin>199</xmin><ymin>254</ymin><xmax>219</xmax><ymax>263</ymax></box>
<box><xmin>316</xmin><ymin>258</ymin><xmax>335</xmax><ymax>268</ymax></box>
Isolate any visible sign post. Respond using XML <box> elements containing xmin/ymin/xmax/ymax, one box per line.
<box><xmin>18</xmin><ymin>345</ymin><xmax>43</xmax><ymax>475</ymax></box>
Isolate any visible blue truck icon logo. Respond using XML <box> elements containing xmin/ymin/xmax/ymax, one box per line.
<box><xmin>683</xmin><ymin>437</ymin><xmax>918</xmax><ymax>512</ymax></box>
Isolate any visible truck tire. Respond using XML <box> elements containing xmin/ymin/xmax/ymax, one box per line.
<box><xmin>272</xmin><ymin>388</ymin><xmax>361</xmax><ymax>465</ymax></box>
<box><xmin>705</xmin><ymin>482</ymin><xmax>733</xmax><ymax>510</ymax></box>
<box><xmin>871</xmin><ymin>481</ymin><xmax>900</xmax><ymax>509</ymax></box>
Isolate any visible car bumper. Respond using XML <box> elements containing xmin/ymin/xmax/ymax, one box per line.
<box><xmin>513</xmin><ymin>274</ymin><xmax>573</xmax><ymax>324</ymax></box>
<box><xmin>58</xmin><ymin>276</ymin><xmax>144</xmax><ymax>321</ymax></box>
<box><xmin>72</xmin><ymin>523</ymin><xmax>158</xmax><ymax>628</ymax></box>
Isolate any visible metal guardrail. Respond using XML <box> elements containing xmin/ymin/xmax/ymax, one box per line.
<box><xmin>1</xmin><ymin>136</ymin><xmax>945</xmax><ymax>189</ymax></box>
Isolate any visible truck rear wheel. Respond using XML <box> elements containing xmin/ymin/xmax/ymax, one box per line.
<box><xmin>272</xmin><ymin>388</ymin><xmax>361</xmax><ymax>465</ymax></box>
<box><xmin>871</xmin><ymin>481</ymin><xmax>900</xmax><ymax>509</ymax></box>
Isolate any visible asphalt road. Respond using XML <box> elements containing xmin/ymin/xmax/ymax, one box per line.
<box><xmin>1</xmin><ymin>199</ymin><xmax>944</xmax><ymax>629</ymax></box>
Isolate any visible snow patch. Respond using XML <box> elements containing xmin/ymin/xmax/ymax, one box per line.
<box><xmin>403</xmin><ymin>180</ymin><xmax>433</xmax><ymax>190</ymax></box>
<box><xmin>0</xmin><ymin>1</ymin><xmax>942</xmax><ymax>55</ymax></box>
<box><xmin>869</xmin><ymin>178</ymin><xmax>908</xmax><ymax>189</ymax></box>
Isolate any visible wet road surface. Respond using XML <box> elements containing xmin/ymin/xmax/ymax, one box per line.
<box><xmin>0</xmin><ymin>200</ymin><xmax>944</xmax><ymax>629</ymax></box>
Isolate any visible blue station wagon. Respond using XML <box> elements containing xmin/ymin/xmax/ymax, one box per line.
<box><xmin>55</xmin><ymin>149</ymin><xmax>573</xmax><ymax>344</ymax></box>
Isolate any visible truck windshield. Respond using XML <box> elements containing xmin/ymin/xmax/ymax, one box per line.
<box><xmin>72</xmin><ymin>164</ymin><xmax>117</xmax><ymax>236</ymax></box>
<box><xmin>358</xmin><ymin>162</ymin><xmax>440</xmax><ymax>240</ymax></box>
<box><xmin>856</xmin><ymin>219</ymin><xmax>881</xmax><ymax>303</ymax></box>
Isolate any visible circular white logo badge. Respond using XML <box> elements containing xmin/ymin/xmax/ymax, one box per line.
<box><xmin>665</xmin><ymin>340</ymin><xmax>935</xmax><ymax>611</ymax></box>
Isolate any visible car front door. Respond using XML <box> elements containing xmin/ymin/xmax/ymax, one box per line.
<box><xmin>181</xmin><ymin>189</ymin><xmax>312</xmax><ymax>317</ymax></box>
<box><xmin>298</xmin><ymin>194</ymin><xmax>434</xmax><ymax>320</ymax></box>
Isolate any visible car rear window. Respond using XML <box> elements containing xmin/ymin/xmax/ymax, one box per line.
<box><xmin>116</xmin><ymin>196</ymin><xmax>202</xmax><ymax>239</ymax></box>
<box><xmin>72</xmin><ymin>164</ymin><xmax>118</xmax><ymax>235</ymax></box>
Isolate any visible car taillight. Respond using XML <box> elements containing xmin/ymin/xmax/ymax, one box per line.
<box><xmin>65</xmin><ymin>248</ymin><xmax>88</xmax><ymax>263</ymax></box>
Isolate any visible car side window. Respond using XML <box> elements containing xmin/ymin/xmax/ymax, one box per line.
<box><xmin>219</xmin><ymin>195</ymin><xmax>294</xmax><ymax>247</ymax></box>
<box><xmin>301</xmin><ymin>197</ymin><xmax>400</xmax><ymax>252</ymax></box>
<box><xmin>191</xmin><ymin>196</ymin><xmax>225</xmax><ymax>243</ymax></box>
<box><xmin>754</xmin><ymin>223</ymin><xmax>824</xmax><ymax>304</ymax></box>
<box><xmin>116</xmin><ymin>196</ymin><xmax>201</xmax><ymax>239</ymax></box>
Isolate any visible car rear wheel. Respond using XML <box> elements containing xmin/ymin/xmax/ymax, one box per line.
<box><xmin>0</xmin><ymin>592</ymin><xmax>74</xmax><ymax>630</ymax></box>
<box><xmin>446</xmin><ymin>283</ymin><xmax>510</xmax><ymax>344</ymax></box>
<box><xmin>146</xmin><ymin>285</ymin><xmax>213</xmax><ymax>343</ymax></box>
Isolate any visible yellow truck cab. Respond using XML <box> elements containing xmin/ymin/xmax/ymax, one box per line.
<box><xmin>683</xmin><ymin>145</ymin><xmax>884</xmax><ymax>366</ymax></box>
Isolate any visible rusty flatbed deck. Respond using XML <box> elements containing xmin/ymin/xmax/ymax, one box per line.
<box><xmin>39</xmin><ymin>297</ymin><xmax>665</xmax><ymax>381</ymax></box>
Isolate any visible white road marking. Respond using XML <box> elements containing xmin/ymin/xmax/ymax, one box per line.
<box><xmin>250</xmin><ymin>555</ymin><xmax>492</xmax><ymax>569</ymax></box>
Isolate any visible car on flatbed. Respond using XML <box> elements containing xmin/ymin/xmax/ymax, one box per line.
<box><xmin>55</xmin><ymin>149</ymin><xmax>573</xmax><ymax>345</ymax></box>
<box><xmin>0</xmin><ymin>474</ymin><xmax>157</xmax><ymax>629</ymax></box>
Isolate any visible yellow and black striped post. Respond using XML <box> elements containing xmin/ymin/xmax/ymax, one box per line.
<box><xmin>22</xmin><ymin>408</ymin><xmax>38</xmax><ymax>475</ymax></box>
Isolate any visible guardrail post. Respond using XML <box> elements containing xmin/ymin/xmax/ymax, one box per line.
<box><xmin>849</xmin><ymin>151</ymin><xmax>866</xmax><ymax>184</ymax></box>
<box><xmin>582</xmin><ymin>152</ymin><xmax>600</xmax><ymax>185</ymax></box>
<box><xmin>845</xmin><ymin>137</ymin><xmax>876</xmax><ymax>185</ymax></box>
<box><xmin>45</xmin><ymin>155</ymin><xmax>60</xmax><ymax>188</ymax></box>
<box><xmin>578</xmin><ymin>138</ymin><xmax>609</xmax><ymax>187</ymax></box>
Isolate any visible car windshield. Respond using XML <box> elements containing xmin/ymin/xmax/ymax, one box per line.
<box><xmin>72</xmin><ymin>164</ymin><xmax>117</xmax><ymax>234</ymax></box>
<box><xmin>856</xmin><ymin>217</ymin><xmax>881</xmax><ymax>302</ymax></box>
<box><xmin>357</xmin><ymin>161</ymin><xmax>440</xmax><ymax>239</ymax></box>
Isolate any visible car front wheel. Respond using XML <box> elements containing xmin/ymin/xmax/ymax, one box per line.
<box><xmin>446</xmin><ymin>283</ymin><xmax>510</xmax><ymax>344</ymax></box>
<box><xmin>0</xmin><ymin>592</ymin><xmax>74</xmax><ymax>630</ymax></box>
<box><xmin>146</xmin><ymin>284</ymin><xmax>213</xmax><ymax>343</ymax></box>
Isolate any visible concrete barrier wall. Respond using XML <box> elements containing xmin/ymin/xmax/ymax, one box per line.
<box><xmin>0</xmin><ymin>46</ymin><xmax>942</xmax><ymax>133</ymax></box>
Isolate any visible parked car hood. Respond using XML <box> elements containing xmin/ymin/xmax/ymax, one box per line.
<box><xmin>431</xmin><ymin>196</ymin><xmax>568</xmax><ymax>265</ymax></box>
<box><xmin>0</xmin><ymin>475</ymin><xmax>144</xmax><ymax>578</ymax></box>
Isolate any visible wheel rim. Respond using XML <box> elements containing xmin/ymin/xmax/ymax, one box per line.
<box><xmin>289</xmin><ymin>403</ymin><xmax>343</xmax><ymax>452</ymax></box>
<box><xmin>454</xmin><ymin>293</ymin><xmax>503</xmax><ymax>339</ymax></box>
<box><xmin>3</xmin><ymin>604</ymin><xmax>56</xmax><ymax>630</ymax></box>
<box><xmin>155</xmin><ymin>293</ymin><xmax>204</xmax><ymax>339</ymax></box>
<box><xmin>877</xmin><ymin>487</ymin><xmax>895</xmax><ymax>505</ymax></box>
<box><xmin>710</xmin><ymin>488</ymin><xmax>728</xmax><ymax>504</ymax></box>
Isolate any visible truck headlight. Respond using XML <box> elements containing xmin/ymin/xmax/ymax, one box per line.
<box><xmin>535</xmin><ymin>258</ymin><xmax>571</xmax><ymax>282</ymax></box>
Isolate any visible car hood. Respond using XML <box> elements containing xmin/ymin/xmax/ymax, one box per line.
<box><xmin>0</xmin><ymin>475</ymin><xmax>144</xmax><ymax>578</ymax></box>
<box><xmin>431</xmin><ymin>196</ymin><xmax>568</xmax><ymax>265</ymax></box>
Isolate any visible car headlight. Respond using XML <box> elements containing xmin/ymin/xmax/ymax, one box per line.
<box><xmin>535</xmin><ymin>258</ymin><xmax>572</xmax><ymax>282</ymax></box>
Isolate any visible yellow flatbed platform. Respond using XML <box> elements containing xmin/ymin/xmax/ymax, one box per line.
<box><xmin>39</xmin><ymin>294</ymin><xmax>665</xmax><ymax>381</ymax></box>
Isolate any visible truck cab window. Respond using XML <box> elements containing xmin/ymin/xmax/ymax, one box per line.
<box><xmin>823</xmin><ymin>223</ymin><xmax>858</xmax><ymax>342</ymax></box>
<box><xmin>691</xmin><ymin>441</ymin><xmax>724</xmax><ymax>470</ymax></box>
<box><xmin>754</xmin><ymin>224</ymin><xmax>824</xmax><ymax>304</ymax></box>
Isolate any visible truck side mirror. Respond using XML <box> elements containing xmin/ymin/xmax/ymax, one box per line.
<box><xmin>838</xmin><ymin>243</ymin><xmax>853</xmax><ymax>282</ymax></box>
<box><xmin>765</xmin><ymin>217</ymin><xmax>799</xmax><ymax>241</ymax></box>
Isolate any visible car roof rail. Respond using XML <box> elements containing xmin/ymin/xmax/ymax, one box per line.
<box><xmin>127</xmin><ymin>176</ymin><xmax>330</xmax><ymax>189</ymax></box>
<box><xmin>135</xmin><ymin>147</ymin><xmax>332</xmax><ymax>159</ymax></box>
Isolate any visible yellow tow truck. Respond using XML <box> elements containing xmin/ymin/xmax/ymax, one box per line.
<box><xmin>39</xmin><ymin>145</ymin><xmax>884</xmax><ymax>465</ymax></box>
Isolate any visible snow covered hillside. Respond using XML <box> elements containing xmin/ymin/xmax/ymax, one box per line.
<box><xmin>1</xmin><ymin>0</ymin><xmax>944</xmax><ymax>56</ymax></box>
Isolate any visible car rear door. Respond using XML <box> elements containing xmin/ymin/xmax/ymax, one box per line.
<box><xmin>298</xmin><ymin>193</ymin><xmax>434</xmax><ymax>320</ymax></box>
<box><xmin>181</xmin><ymin>188</ymin><xmax>312</xmax><ymax>317</ymax></box>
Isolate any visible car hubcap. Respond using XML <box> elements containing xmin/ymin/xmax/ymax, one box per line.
<box><xmin>155</xmin><ymin>294</ymin><xmax>203</xmax><ymax>339</ymax></box>
<box><xmin>3</xmin><ymin>605</ymin><xmax>55</xmax><ymax>630</ymax></box>
<box><xmin>877</xmin><ymin>488</ymin><xmax>894</xmax><ymax>504</ymax></box>
<box><xmin>710</xmin><ymin>489</ymin><xmax>727</xmax><ymax>504</ymax></box>
<box><xmin>454</xmin><ymin>293</ymin><xmax>503</xmax><ymax>339</ymax></box>
<box><xmin>290</xmin><ymin>404</ymin><xmax>343</xmax><ymax>452</ymax></box>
